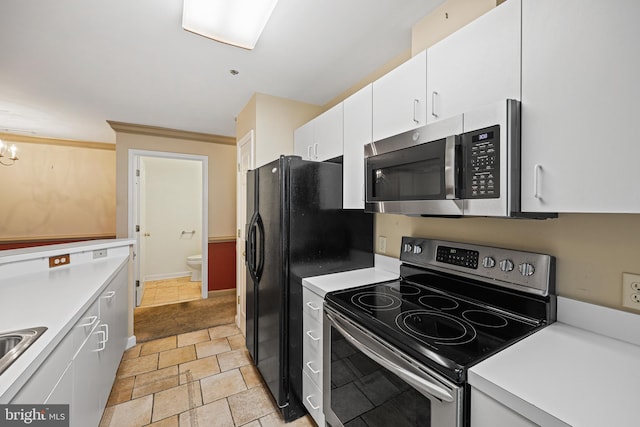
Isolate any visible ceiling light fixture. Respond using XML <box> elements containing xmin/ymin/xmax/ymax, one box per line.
<box><xmin>0</xmin><ymin>139</ymin><xmax>19</xmax><ymax>166</ymax></box>
<box><xmin>182</xmin><ymin>0</ymin><xmax>279</xmax><ymax>50</ymax></box>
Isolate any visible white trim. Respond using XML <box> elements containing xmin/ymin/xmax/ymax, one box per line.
<box><xmin>127</xmin><ymin>149</ymin><xmax>209</xmax><ymax>304</ymax></box>
<box><xmin>126</xmin><ymin>335</ymin><xmax>137</xmax><ymax>350</ymax></box>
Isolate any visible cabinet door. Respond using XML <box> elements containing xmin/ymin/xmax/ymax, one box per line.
<box><xmin>521</xmin><ymin>0</ymin><xmax>640</xmax><ymax>212</ymax></box>
<box><xmin>314</xmin><ymin>103</ymin><xmax>344</xmax><ymax>161</ymax></box>
<box><xmin>294</xmin><ymin>120</ymin><xmax>314</xmax><ymax>160</ymax></box>
<box><xmin>343</xmin><ymin>84</ymin><xmax>372</xmax><ymax>209</ymax></box>
<box><xmin>372</xmin><ymin>50</ymin><xmax>427</xmax><ymax>142</ymax></box>
<box><xmin>72</xmin><ymin>326</ymin><xmax>103</xmax><ymax>427</ymax></box>
<box><xmin>427</xmin><ymin>0</ymin><xmax>521</xmax><ymax>124</ymax></box>
<box><xmin>98</xmin><ymin>265</ymin><xmax>129</xmax><ymax>408</ymax></box>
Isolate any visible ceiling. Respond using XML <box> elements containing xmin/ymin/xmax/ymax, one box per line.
<box><xmin>0</xmin><ymin>0</ymin><xmax>444</xmax><ymax>144</ymax></box>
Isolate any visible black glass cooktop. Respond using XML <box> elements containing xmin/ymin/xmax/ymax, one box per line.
<box><xmin>325</xmin><ymin>279</ymin><xmax>543</xmax><ymax>383</ymax></box>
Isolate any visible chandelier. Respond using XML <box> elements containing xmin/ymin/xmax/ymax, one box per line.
<box><xmin>0</xmin><ymin>139</ymin><xmax>18</xmax><ymax>166</ymax></box>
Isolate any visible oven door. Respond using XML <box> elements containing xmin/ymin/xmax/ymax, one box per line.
<box><xmin>323</xmin><ymin>307</ymin><xmax>464</xmax><ymax>427</ymax></box>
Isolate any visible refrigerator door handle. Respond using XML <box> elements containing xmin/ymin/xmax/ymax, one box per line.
<box><xmin>247</xmin><ymin>211</ymin><xmax>259</xmax><ymax>283</ymax></box>
<box><xmin>255</xmin><ymin>213</ymin><xmax>265</xmax><ymax>281</ymax></box>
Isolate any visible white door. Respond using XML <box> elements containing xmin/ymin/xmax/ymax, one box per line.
<box><xmin>237</xmin><ymin>131</ymin><xmax>255</xmax><ymax>336</ymax></box>
<box><xmin>133</xmin><ymin>157</ymin><xmax>145</xmax><ymax>306</ymax></box>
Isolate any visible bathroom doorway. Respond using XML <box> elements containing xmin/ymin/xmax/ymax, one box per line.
<box><xmin>128</xmin><ymin>150</ymin><xmax>208</xmax><ymax>308</ymax></box>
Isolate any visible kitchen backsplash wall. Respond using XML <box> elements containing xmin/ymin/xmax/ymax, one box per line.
<box><xmin>376</xmin><ymin>214</ymin><xmax>640</xmax><ymax>311</ymax></box>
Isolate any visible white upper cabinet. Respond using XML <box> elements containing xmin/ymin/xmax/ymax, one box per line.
<box><xmin>343</xmin><ymin>84</ymin><xmax>372</xmax><ymax>209</ymax></box>
<box><xmin>521</xmin><ymin>0</ymin><xmax>640</xmax><ymax>213</ymax></box>
<box><xmin>372</xmin><ymin>50</ymin><xmax>427</xmax><ymax>142</ymax></box>
<box><xmin>294</xmin><ymin>103</ymin><xmax>344</xmax><ymax>162</ymax></box>
<box><xmin>294</xmin><ymin>120</ymin><xmax>314</xmax><ymax>160</ymax></box>
<box><xmin>426</xmin><ymin>0</ymin><xmax>521</xmax><ymax>124</ymax></box>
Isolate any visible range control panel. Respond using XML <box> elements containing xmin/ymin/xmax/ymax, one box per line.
<box><xmin>400</xmin><ymin>237</ymin><xmax>555</xmax><ymax>296</ymax></box>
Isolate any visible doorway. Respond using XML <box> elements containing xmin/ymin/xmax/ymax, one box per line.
<box><xmin>128</xmin><ymin>150</ymin><xmax>209</xmax><ymax>308</ymax></box>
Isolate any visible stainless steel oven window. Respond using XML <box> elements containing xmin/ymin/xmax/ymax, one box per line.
<box><xmin>323</xmin><ymin>307</ymin><xmax>464</xmax><ymax>427</ymax></box>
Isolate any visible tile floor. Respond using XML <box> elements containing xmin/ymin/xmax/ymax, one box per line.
<box><xmin>99</xmin><ymin>323</ymin><xmax>316</xmax><ymax>427</ymax></box>
<box><xmin>140</xmin><ymin>277</ymin><xmax>202</xmax><ymax>307</ymax></box>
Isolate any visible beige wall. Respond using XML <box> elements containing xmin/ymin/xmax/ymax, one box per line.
<box><xmin>370</xmin><ymin>0</ymin><xmax>640</xmax><ymax>313</ymax></box>
<box><xmin>0</xmin><ymin>134</ymin><xmax>115</xmax><ymax>241</ymax></box>
<box><xmin>237</xmin><ymin>93</ymin><xmax>322</xmax><ymax>167</ymax></box>
<box><xmin>113</xmin><ymin>131</ymin><xmax>236</xmax><ymax>240</ymax></box>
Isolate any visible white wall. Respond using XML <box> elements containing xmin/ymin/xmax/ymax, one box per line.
<box><xmin>141</xmin><ymin>157</ymin><xmax>202</xmax><ymax>280</ymax></box>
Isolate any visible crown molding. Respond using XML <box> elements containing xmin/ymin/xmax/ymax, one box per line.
<box><xmin>0</xmin><ymin>132</ymin><xmax>115</xmax><ymax>150</ymax></box>
<box><xmin>107</xmin><ymin>121</ymin><xmax>236</xmax><ymax>145</ymax></box>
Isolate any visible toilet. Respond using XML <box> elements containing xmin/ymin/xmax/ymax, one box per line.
<box><xmin>186</xmin><ymin>254</ymin><xmax>202</xmax><ymax>281</ymax></box>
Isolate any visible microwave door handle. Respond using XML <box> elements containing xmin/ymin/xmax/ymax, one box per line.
<box><xmin>444</xmin><ymin>135</ymin><xmax>458</xmax><ymax>199</ymax></box>
<box><xmin>326</xmin><ymin>311</ymin><xmax>455</xmax><ymax>403</ymax></box>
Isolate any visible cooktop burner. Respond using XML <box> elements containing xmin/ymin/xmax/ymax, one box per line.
<box><xmin>326</xmin><ymin>278</ymin><xmax>543</xmax><ymax>381</ymax></box>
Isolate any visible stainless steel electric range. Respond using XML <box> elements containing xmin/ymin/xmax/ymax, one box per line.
<box><xmin>323</xmin><ymin>237</ymin><xmax>555</xmax><ymax>427</ymax></box>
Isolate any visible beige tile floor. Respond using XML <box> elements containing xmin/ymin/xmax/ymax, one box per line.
<box><xmin>100</xmin><ymin>323</ymin><xmax>316</xmax><ymax>427</ymax></box>
<box><xmin>140</xmin><ymin>277</ymin><xmax>202</xmax><ymax>307</ymax></box>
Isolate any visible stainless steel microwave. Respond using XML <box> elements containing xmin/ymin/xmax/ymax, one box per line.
<box><xmin>365</xmin><ymin>99</ymin><xmax>552</xmax><ymax>218</ymax></box>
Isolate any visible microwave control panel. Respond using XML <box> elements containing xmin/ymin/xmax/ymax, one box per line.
<box><xmin>462</xmin><ymin>124</ymin><xmax>500</xmax><ymax>199</ymax></box>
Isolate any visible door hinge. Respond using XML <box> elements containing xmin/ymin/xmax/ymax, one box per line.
<box><xmin>135</xmin><ymin>280</ymin><xmax>140</xmax><ymax>288</ymax></box>
<box><xmin>237</xmin><ymin>228</ymin><xmax>241</xmax><ymax>238</ymax></box>
<box><xmin>136</xmin><ymin>225</ymin><xmax>140</xmax><ymax>232</ymax></box>
<box><xmin>237</xmin><ymin>163</ymin><xmax>241</xmax><ymax>172</ymax></box>
<box><xmin>136</xmin><ymin>169</ymin><xmax>140</xmax><ymax>177</ymax></box>
<box><xmin>237</xmin><ymin>296</ymin><xmax>240</xmax><ymax>304</ymax></box>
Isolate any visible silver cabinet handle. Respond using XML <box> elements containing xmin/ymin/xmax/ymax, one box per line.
<box><xmin>305</xmin><ymin>301</ymin><xmax>321</xmax><ymax>311</ymax></box>
<box><xmin>306</xmin><ymin>395</ymin><xmax>320</xmax><ymax>410</ymax></box>
<box><xmin>306</xmin><ymin>361</ymin><xmax>320</xmax><ymax>374</ymax></box>
<box><xmin>101</xmin><ymin>291</ymin><xmax>116</xmax><ymax>299</ymax></box>
<box><xmin>94</xmin><ymin>329</ymin><xmax>107</xmax><ymax>352</ymax></box>
<box><xmin>305</xmin><ymin>330</ymin><xmax>320</xmax><ymax>341</ymax></box>
<box><xmin>431</xmin><ymin>91</ymin><xmax>439</xmax><ymax>118</ymax></box>
<box><xmin>313</xmin><ymin>143</ymin><xmax>318</xmax><ymax>159</ymax></box>
<box><xmin>534</xmin><ymin>164</ymin><xmax>542</xmax><ymax>199</ymax></box>
<box><xmin>307</xmin><ymin>145</ymin><xmax>312</xmax><ymax>159</ymax></box>
<box><xmin>413</xmin><ymin>99</ymin><xmax>420</xmax><ymax>124</ymax></box>
<box><xmin>78</xmin><ymin>315</ymin><xmax>97</xmax><ymax>328</ymax></box>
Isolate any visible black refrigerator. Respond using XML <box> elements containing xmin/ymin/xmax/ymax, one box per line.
<box><xmin>245</xmin><ymin>155</ymin><xmax>373</xmax><ymax>422</ymax></box>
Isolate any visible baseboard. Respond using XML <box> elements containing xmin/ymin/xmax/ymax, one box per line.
<box><xmin>208</xmin><ymin>288</ymin><xmax>236</xmax><ymax>298</ymax></box>
<box><xmin>143</xmin><ymin>271</ymin><xmax>192</xmax><ymax>282</ymax></box>
<box><xmin>126</xmin><ymin>335</ymin><xmax>137</xmax><ymax>350</ymax></box>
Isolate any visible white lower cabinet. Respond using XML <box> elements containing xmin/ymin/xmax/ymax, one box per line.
<box><xmin>11</xmin><ymin>261</ymin><xmax>129</xmax><ymax>427</ymax></box>
<box><xmin>301</xmin><ymin>287</ymin><xmax>325</xmax><ymax>426</ymax></box>
<box><xmin>470</xmin><ymin>387</ymin><xmax>537</xmax><ymax>427</ymax></box>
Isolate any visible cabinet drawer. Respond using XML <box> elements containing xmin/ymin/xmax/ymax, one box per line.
<box><xmin>302</xmin><ymin>370</ymin><xmax>325</xmax><ymax>426</ymax></box>
<box><xmin>302</xmin><ymin>288</ymin><xmax>324</xmax><ymax>323</ymax></box>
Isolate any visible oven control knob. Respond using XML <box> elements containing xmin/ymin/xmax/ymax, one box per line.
<box><xmin>499</xmin><ymin>259</ymin><xmax>514</xmax><ymax>272</ymax></box>
<box><xmin>403</xmin><ymin>243</ymin><xmax>413</xmax><ymax>253</ymax></box>
<box><xmin>413</xmin><ymin>245</ymin><xmax>422</xmax><ymax>255</ymax></box>
<box><xmin>482</xmin><ymin>256</ymin><xmax>496</xmax><ymax>269</ymax></box>
<box><xmin>519</xmin><ymin>262</ymin><xmax>535</xmax><ymax>277</ymax></box>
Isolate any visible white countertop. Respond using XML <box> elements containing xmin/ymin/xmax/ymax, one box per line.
<box><xmin>302</xmin><ymin>255</ymin><xmax>400</xmax><ymax>296</ymax></box>
<box><xmin>469</xmin><ymin>297</ymin><xmax>640</xmax><ymax>427</ymax></box>
<box><xmin>0</xmin><ymin>239</ymin><xmax>133</xmax><ymax>402</ymax></box>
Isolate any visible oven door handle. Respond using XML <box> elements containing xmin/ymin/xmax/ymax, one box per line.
<box><xmin>326</xmin><ymin>310</ymin><xmax>455</xmax><ymax>403</ymax></box>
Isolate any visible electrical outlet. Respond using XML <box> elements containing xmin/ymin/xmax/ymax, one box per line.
<box><xmin>622</xmin><ymin>273</ymin><xmax>640</xmax><ymax>310</ymax></box>
<box><xmin>49</xmin><ymin>254</ymin><xmax>70</xmax><ymax>268</ymax></box>
<box><xmin>93</xmin><ymin>249</ymin><xmax>107</xmax><ymax>259</ymax></box>
<box><xmin>378</xmin><ymin>236</ymin><xmax>387</xmax><ymax>253</ymax></box>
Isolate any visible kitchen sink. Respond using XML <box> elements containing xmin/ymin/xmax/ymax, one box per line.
<box><xmin>0</xmin><ymin>327</ymin><xmax>47</xmax><ymax>375</ymax></box>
